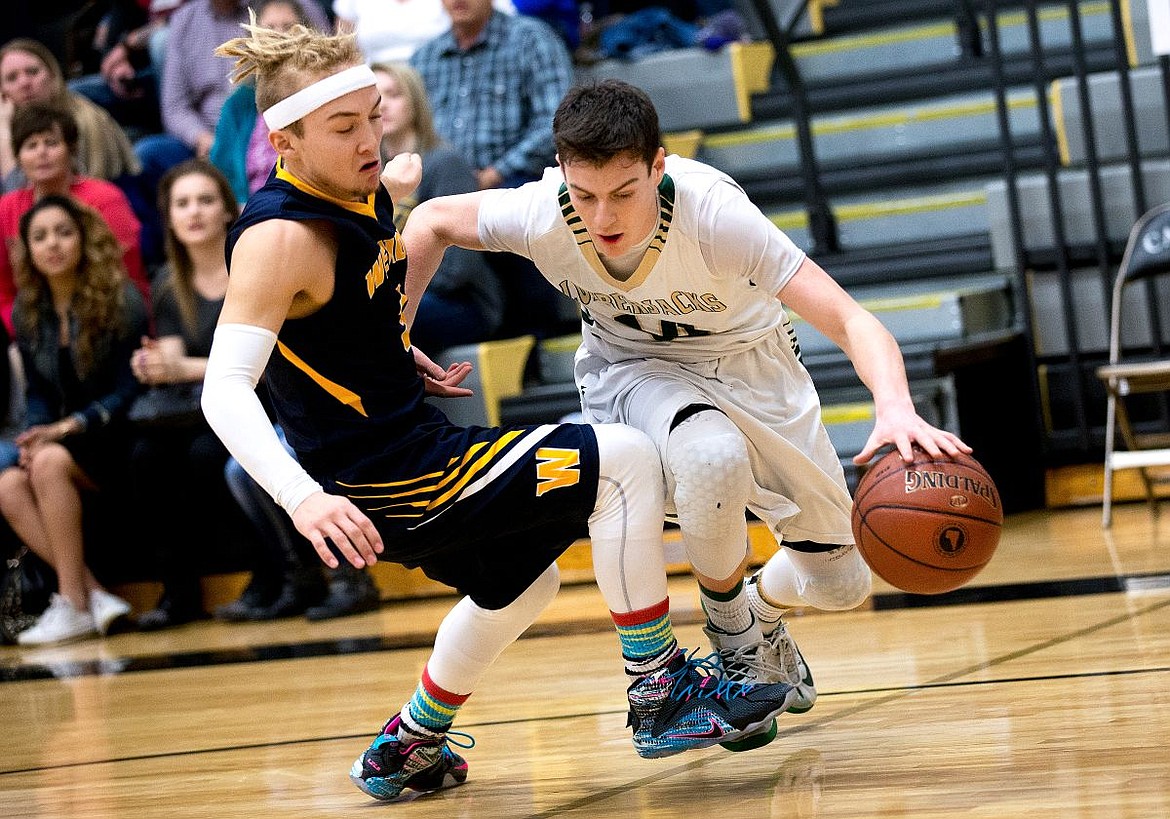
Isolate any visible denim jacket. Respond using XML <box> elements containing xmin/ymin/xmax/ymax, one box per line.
<box><xmin>13</xmin><ymin>282</ymin><xmax>147</xmax><ymax>432</ymax></box>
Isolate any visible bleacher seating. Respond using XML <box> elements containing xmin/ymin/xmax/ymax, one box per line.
<box><xmin>1052</xmin><ymin>65</ymin><xmax>1170</xmax><ymax>164</ymax></box>
<box><xmin>494</xmin><ymin>0</ymin><xmax>1168</xmax><ymax>510</ymax></box>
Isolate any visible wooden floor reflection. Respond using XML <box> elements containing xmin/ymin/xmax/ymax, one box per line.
<box><xmin>2</xmin><ymin>503</ymin><xmax>1169</xmax><ymax>818</ymax></box>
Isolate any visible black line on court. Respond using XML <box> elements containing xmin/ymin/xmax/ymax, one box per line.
<box><xmin>0</xmin><ymin>615</ymin><xmax>677</xmax><ymax>684</ymax></box>
<box><xmin>4</xmin><ymin>660</ymin><xmax>1168</xmax><ymax>779</ymax></box>
<box><xmin>4</xmin><ymin>572</ymin><xmax>1168</xmax><ymax>684</ymax></box>
<box><xmin>870</xmin><ymin>571</ymin><xmax>1170</xmax><ymax>609</ymax></box>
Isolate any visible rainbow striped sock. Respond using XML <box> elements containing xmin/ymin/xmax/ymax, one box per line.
<box><xmin>612</xmin><ymin>599</ymin><xmax>679</xmax><ymax>677</ymax></box>
<box><xmin>398</xmin><ymin>665</ymin><xmax>470</xmax><ymax>741</ymax></box>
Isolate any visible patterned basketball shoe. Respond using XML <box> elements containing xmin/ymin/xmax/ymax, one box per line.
<box><xmin>626</xmin><ymin>649</ymin><xmax>797</xmax><ymax>759</ymax></box>
<box><xmin>349</xmin><ymin>714</ymin><xmax>473</xmax><ymax>801</ymax></box>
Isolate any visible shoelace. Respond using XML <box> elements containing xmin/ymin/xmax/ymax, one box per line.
<box><xmin>771</xmin><ymin>624</ymin><xmax>804</xmax><ymax>683</ymax></box>
<box><xmin>398</xmin><ymin>728</ymin><xmax>477</xmax><ymax>754</ymax></box>
<box><xmin>720</xmin><ymin>642</ymin><xmax>785</xmax><ymax>683</ymax></box>
<box><xmin>667</xmin><ymin>648</ymin><xmax>758</xmax><ymax>702</ymax></box>
<box><xmin>444</xmin><ymin>730</ymin><xmax>476</xmax><ymax>750</ymax></box>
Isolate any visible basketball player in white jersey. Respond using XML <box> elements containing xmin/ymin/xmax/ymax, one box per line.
<box><xmin>403</xmin><ymin>79</ymin><xmax>970</xmax><ymax>746</ymax></box>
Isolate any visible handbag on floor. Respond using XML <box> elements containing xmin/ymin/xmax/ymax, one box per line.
<box><xmin>0</xmin><ymin>545</ymin><xmax>55</xmax><ymax>644</ymax></box>
<box><xmin>127</xmin><ymin>383</ymin><xmax>204</xmax><ymax>429</ymax></box>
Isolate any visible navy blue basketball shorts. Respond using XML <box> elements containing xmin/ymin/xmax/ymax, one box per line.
<box><xmin>327</xmin><ymin>422</ymin><xmax>600</xmax><ymax>609</ymax></box>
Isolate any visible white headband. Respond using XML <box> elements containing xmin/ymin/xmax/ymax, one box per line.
<box><xmin>262</xmin><ymin>64</ymin><xmax>377</xmax><ymax>130</ymax></box>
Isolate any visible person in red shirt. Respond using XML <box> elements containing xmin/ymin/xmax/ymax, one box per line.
<box><xmin>0</xmin><ymin>104</ymin><xmax>150</xmax><ymax>336</ymax></box>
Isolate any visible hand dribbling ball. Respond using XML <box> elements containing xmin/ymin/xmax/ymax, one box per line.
<box><xmin>851</xmin><ymin>449</ymin><xmax>1002</xmax><ymax>594</ymax></box>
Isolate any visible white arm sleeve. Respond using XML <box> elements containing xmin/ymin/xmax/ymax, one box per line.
<box><xmin>202</xmin><ymin>323</ymin><xmax>323</xmax><ymax>516</ymax></box>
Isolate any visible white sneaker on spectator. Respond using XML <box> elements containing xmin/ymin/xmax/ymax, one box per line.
<box><xmin>18</xmin><ymin>594</ymin><xmax>98</xmax><ymax>645</ymax></box>
<box><xmin>89</xmin><ymin>588</ymin><xmax>132</xmax><ymax>635</ymax></box>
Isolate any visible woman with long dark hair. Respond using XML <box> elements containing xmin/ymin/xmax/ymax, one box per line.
<box><xmin>0</xmin><ymin>195</ymin><xmax>147</xmax><ymax>645</ymax></box>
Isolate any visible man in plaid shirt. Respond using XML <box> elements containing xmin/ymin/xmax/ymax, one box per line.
<box><xmin>411</xmin><ymin>0</ymin><xmax>574</xmax><ymax>190</ymax></box>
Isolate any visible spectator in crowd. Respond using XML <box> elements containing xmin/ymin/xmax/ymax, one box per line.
<box><xmin>0</xmin><ymin>195</ymin><xmax>147</xmax><ymax>646</ymax></box>
<box><xmin>0</xmin><ymin>38</ymin><xmax>141</xmax><ymax>191</ymax></box>
<box><xmin>335</xmin><ymin>0</ymin><xmax>451</xmax><ymax>64</ymax></box>
<box><xmin>68</xmin><ymin>0</ymin><xmax>167</xmax><ymax>139</ymax></box>
<box><xmin>128</xmin><ymin>159</ymin><xmax>239</xmax><ymax>630</ymax></box>
<box><xmin>210</xmin><ymin>0</ymin><xmax>315</xmax><ymax>204</ymax></box>
<box><xmin>146</xmin><ymin>0</ymin><xmax>330</xmax><ymax>166</ymax></box>
<box><xmin>373</xmin><ymin>61</ymin><xmax>502</xmax><ymax>352</ymax></box>
<box><xmin>412</xmin><ymin>0</ymin><xmax>576</xmax><ymax>338</ymax></box>
<box><xmin>131</xmin><ymin>0</ymin><xmax>329</xmax><ymax>261</ymax></box>
<box><xmin>0</xmin><ymin>105</ymin><xmax>150</xmax><ymax>337</ymax></box>
<box><xmin>213</xmin><ymin>450</ymin><xmax>334</xmax><ymax>622</ymax></box>
<box><xmin>334</xmin><ymin>0</ymin><xmax>514</xmax><ymax>64</ymax></box>
<box><xmin>218</xmin><ymin>437</ymin><xmax>383</xmax><ymax>623</ymax></box>
<box><xmin>411</xmin><ymin>0</ymin><xmax>572</xmax><ymax>190</ymax></box>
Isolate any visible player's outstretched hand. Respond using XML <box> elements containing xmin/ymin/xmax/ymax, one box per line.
<box><xmin>292</xmin><ymin>492</ymin><xmax>384</xmax><ymax>570</ymax></box>
<box><xmin>413</xmin><ymin>347</ymin><xmax>474</xmax><ymax>397</ymax></box>
<box><xmin>854</xmin><ymin>404</ymin><xmax>971</xmax><ymax>465</ymax></box>
<box><xmin>381</xmin><ymin>152</ymin><xmax>423</xmax><ymax>201</ymax></box>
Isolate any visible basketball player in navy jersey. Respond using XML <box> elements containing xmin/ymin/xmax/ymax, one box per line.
<box><xmin>202</xmin><ymin>21</ymin><xmax>798</xmax><ymax>803</ymax></box>
<box><xmin>403</xmin><ymin>79</ymin><xmax>972</xmax><ymax>748</ymax></box>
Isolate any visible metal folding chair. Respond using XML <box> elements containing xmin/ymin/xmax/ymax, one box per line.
<box><xmin>1096</xmin><ymin>202</ymin><xmax>1170</xmax><ymax>526</ymax></box>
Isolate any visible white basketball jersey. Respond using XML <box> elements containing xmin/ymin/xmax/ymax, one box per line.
<box><xmin>481</xmin><ymin>155</ymin><xmax>854</xmax><ymax>543</ymax></box>
<box><xmin>479</xmin><ymin>155</ymin><xmax>807</xmax><ymax>363</ymax></box>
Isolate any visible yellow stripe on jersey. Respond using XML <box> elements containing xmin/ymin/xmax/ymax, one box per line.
<box><xmin>428</xmin><ymin>430</ymin><xmax>526</xmax><ymax>510</ymax></box>
<box><xmin>275</xmin><ymin>158</ymin><xmax>377</xmax><ymax>219</ymax></box>
<box><xmin>335</xmin><ymin>433</ymin><xmax>526</xmax><ymax>519</ymax></box>
<box><xmin>276</xmin><ymin>341</ymin><xmax>367</xmax><ymax>416</ymax></box>
<box><xmin>342</xmin><ymin>442</ymin><xmax>496</xmax><ymax>513</ymax></box>
<box><xmin>336</xmin><ymin>471</ymin><xmax>446</xmax><ymax>489</ymax></box>
<box><xmin>339</xmin><ymin>442</ymin><xmax>493</xmax><ymax>499</ymax></box>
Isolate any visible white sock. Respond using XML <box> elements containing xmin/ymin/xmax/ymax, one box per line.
<box><xmin>747</xmin><ymin>572</ymin><xmax>787</xmax><ymax>635</ymax></box>
<box><xmin>700</xmin><ymin>581</ymin><xmax>756</xmax><ymax>636</ymax></box>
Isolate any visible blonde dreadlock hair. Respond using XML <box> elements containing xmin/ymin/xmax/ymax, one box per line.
<box><xmin>215</xmin><ymin>11</ymin><xmax>363</xmax><ymax>136</ymax></box>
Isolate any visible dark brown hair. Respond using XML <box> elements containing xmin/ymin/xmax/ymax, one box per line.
<box><xmin>553</xmin><ymin>79</ymin><xmax>661</xmax><ymax>168</ymax></box>
<box><xmin>10</xmin><ymin>103</ymin><xmax>79</xmax><ymax>156</ymax></box>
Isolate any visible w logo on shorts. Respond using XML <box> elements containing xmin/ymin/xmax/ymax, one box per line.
<box><xmin>535</xmin><ymin>448</ymin><xmax>581</xmax><ymax>497</ymax></box>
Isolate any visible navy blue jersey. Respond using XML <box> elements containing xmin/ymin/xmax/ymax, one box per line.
<box><xmin>226</xmin><ymin>160</ymin><xmax>443</xmax><ymax>476</ymax></box>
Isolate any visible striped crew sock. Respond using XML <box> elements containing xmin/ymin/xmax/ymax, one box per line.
<box><xmin>612</xmin><ymin>599</ymin><xmax>679</xmax><ymax>677</ymax></box>
<box><xmin>700</xmin><ymin>578</ymin><xmax>756</xmax><ymax>637</ymax></box>
<box><xmin>397</xmin><ymin>665</ymin><xmax>470</xmax><ymax>743</ymax></box>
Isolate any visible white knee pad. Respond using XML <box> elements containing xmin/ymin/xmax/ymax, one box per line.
<box><xmin>762</xmin><ymin>544</ymin><xmax>872</xmax><ymax>611</ymax></box>
<box><xmin>666</xmin><ymin>411</ymin><xmax>752</xmax><ymax>579</ymax></box>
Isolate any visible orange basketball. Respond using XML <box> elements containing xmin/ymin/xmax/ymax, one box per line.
<box><xmin>851</xmin><ymin>449</ymin><xmax>1002</xmax><ymax>594</ymax></box>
